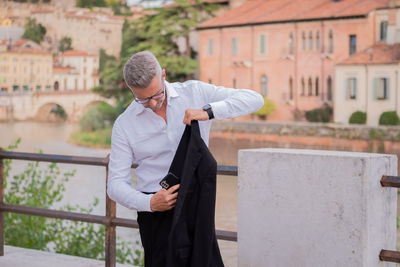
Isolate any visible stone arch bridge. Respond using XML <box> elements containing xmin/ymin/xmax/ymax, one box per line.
<box><xmin>0</xmin><ymin>91</ymin><xmax>114</xmax><ymax>122</ymax></box>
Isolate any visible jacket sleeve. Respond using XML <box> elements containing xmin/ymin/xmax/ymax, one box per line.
<box><xmin>106</xmin><ymin>120</ymin><xmax>153</xmax><ymax>212</ymax></box>
<box><xmin>195</xmin><ymin>80</ymin><xmax>264</xmax><ymax>119</ymax></box>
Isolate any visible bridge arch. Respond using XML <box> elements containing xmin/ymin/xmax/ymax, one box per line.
<box><xmin>35</xmin><ymin>102</ymin><xmax>68</xmax><ymax>122</ymax></box>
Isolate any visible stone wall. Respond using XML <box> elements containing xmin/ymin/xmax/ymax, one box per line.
<box><xmin>209</xmin><ymin>120</ymin><xmax>400</xmax><ymax>173</ymax></box>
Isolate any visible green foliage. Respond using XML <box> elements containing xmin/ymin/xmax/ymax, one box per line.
<box><xmin>70</xmin><ymin>127</ymin><xmax>112</xmax><ymax>147</ymax></box>
<box><xmin>22</xmin><ymin>18</ymin><xmax>46</xmax><ymax>44</ymax></box>
<box><xmin>93</xmin><ymin>0</ymin><xmax>220</xmax><ymax>111</ymax></box>
<box><xmin>58</xmin><ymin>36</ymin><xmax>73</xmax><ymax>53</ymax></box>
<box><xmin>50</xmin><ymin>104</ymin><xmax>67</xmax><ymax>120</ymax></box>
<box><xmin>379</xmin><ymin>111</ymin><xmax>400</xmax><ymax>126</ymax></box>
<box><xmin>253</xmin><ymin>97</ymin><xmax>276</xmax><ymax>118</ymax></box>
<box><xmin>76</xmin><ymin>0</ymin><xmax>106</xmax><ymax>8</ymax></box>
<box><xmin>349</xmin><ymin>110</ymin><xmax>367</xmax><ymax>124</ymax></box>
<box><xmin>3</xmin><ymin>140</ymin><xmax>144</xmax><ymax>265</ymax></box>
<box><xmin>305</xmin><ymin>105</ymin><xmax>333</xmax><ymax>123</ymax></box>
<box><xmin>79</xmin><ymin>102</ymin><xmax>118</xmax><ymax>132</ymax></box>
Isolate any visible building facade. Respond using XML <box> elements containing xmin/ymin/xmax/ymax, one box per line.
<box><xmin>0</xmin><ymin>39</ymin><xmax>52</xmax><ymax>93</ymax></box>
<box><xmin>198</xmin><ymin>0</ymin><xmax>395</xmax><ymax>122</ymax></box>
<box><xmin>53</xmin><ymin>50</ymin><xmax>99</xmax><ymax>91</ymax></box>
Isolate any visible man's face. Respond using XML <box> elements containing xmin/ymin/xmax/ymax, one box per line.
<box><xmin>131</xmin><ymin>74</ymin><xmax>166</xmax><ymax>112</ymax></box>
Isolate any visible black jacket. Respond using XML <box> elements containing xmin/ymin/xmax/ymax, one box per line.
<box><xmin>166</xmin><ymin>120</ymin><xmax>224</xmax><ymax>267</ymax></box>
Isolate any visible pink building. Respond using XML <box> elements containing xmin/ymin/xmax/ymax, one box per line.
<box><xmin>198</xmin><ymin>0</ymin><xmax>394</xmax><ymax>121</ymax></box>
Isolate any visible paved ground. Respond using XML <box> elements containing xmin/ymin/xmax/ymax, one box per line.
<box><xmin>0</xmin><ymin>246</ymin><xmax>135</xmax><ymax>267</ymax></box>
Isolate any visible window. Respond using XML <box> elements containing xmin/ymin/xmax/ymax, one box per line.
<box><xmin>83</xmin><ymin>79</ymin><xmax>86</xmax><ymax>90</ymax></box>
<box><xmin>327</xmin><ymin>76</ymin><xmax>332</xmax><ymax>101</ymax></box>
<box><xmin>289</xmin><ymin>32</ymin><xmax>294</xmax><ymax>54</ymax></box>
<box><xmin>315</xmin><ymin>77</ymin><xmax>319</xmax><ymax>96</ymax></box>
<box><xmin>232</xmin><ymin>37</ymin><xmax>238</xmax><ymax>55</ymax></box>
<box><xmin>208</xmin><ymin>39</ymin><xmax>213</xmax><ymax>55</ymax></box>
<box><xmin>308</xmin><ymin>77</ymin><xmax>312</xmax><ymax>96</ymax></box>
<box><xmin>208</xmin><ymin>79</ymin><xmax>212</xmax><ymax>84</ymax></box>
<box><xmin>301</xmin><ymin>77</ymin><xmax>305</xmax><ymax>96</ymax></box>
<box><xmin>349</xmin><ymin>35</ymin><xmax>357</xmax><ymax>55</ymax></box>
<box><xmin>261</xmin><ymin>75</ymin><xmax>268</xmax><ymax>96</ymax></box>
<box><xmin>346</xmin><ymin>78</ymin><xmax>357</xmax><ymax>100</ymax></box>
<box><xmin>289</xmin><ymin>77</ymin><xmax>293</xmax><ymax>100</ymax></box>
<box><xmin>74</xmin><ymin>78</ymin><xmax>78</xmax><ymax>90</ymax></box>
<box><xmin>374</xmin><ymin>77</ymin><xmax>390</xmax><ymax>100</ymax></box>
<box><xmin>83</xmin><ymin>67</ymin><xmax>86</xmax><ymax>75</ymax></box>
<box><xmin>309</xmin><ymin>31</ymin><xmax>313</xmax><ymax>50</ymax></box>
<box><xmin>46</xmin><ymin>85</ymin><xmax>51</xmax><ymax>91</ymax></box>
<box><xmin>329</xmin><ymin>30</ymin><xmax>334</xmax><ymax>53</ymax></box>
<box><xmin>260</xmin><ymin>34</ymin><xmax>266</xmax><ymax>54</ymax></box>
<box><xmin>12</xmin><ymin>85</ymin><xmax>19</xmax><ymax>91</ymax></box>
<box><xmin>233</xmin><ymin>78</ymin><xmax>237</xmax><ymax>88</ymax></box>
<box><xmin>23</xmin><ymin>85</ymin><xmax>28</xmax><ymax>91</ymax></box>
<box><xmin>302</xmin><ymin>32</ymin><xmax>306</xmax><ymax>50</ymax></box>
<box><xmin>36</xmin><ymin>85</ymin><xmax>41</xmax><ymax>91</ymax></box>
<box><xmin>380</xmin><ymin>21</ymin><xmax>388</xmax><ymax>41</ymax></box>
<box><xmin>316</xmin><ymin>31</ymin><xmax>320</xmax><ymax>50</ymax></box>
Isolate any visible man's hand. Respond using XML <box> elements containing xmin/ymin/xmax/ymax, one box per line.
<box><xmin>150</xmin><ymin>184</ymin><xmax>180</xmax><ymax>211</ymax></box>
<box><xmin>183</xmin><ymin>109</ymin><xmax>209</xmax><ymax>125</ymax></box>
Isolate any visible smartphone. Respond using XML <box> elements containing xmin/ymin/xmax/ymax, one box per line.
<box><xmin>159</xmin><ymin>172</ymin><xmax>180</xmax><ymax>190</ymax></box>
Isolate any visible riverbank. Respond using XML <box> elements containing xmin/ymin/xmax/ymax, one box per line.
<box><xmin>68</xmin><ymin>127</ymin><xmax>112</xmax><ymax>149</ymax></box>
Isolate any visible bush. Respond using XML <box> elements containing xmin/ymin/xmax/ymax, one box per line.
<box><xmin>79</xmin><ymin>102</ymin><xmax>118</xmax><ymax>132</ymax></box>
<box><xmin>305</xmin><ymin>105</ymin><xmax>332</xmax><ymax>123</ymax></box>
<box><xmin>379</xmin><ymin>111</ymin><xmax>400</xmax><ymax>126</ymax></box>
<box><xmin>349</xmin><ymin>111</ymin><xmax>367</xmax><ymax>124</ymax></box>
<box><xmin>3</xmin><ymin>140</ymin><xmax>144</xmax><ymax>266</ymax></box>
<box><xmin>253</xmin><ymin>97</ymin><xmax>276</xmax><ymax>119</ymax></box>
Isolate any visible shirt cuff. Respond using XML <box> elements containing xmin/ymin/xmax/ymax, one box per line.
<box><xmin>209</xmin><ymin>101</ymin><xmax>227</xmax><ymax>120</ymax></box>
<box><xmin>137</xmin><ymin>193</ymin><xmax>154</xmax><ymax>212</ymax></box>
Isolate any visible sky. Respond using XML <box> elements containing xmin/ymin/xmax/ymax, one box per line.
<box><xmin>126</xmin><ymin>0</ymin><xmax>173</xmax><ymax>7</ymax></box>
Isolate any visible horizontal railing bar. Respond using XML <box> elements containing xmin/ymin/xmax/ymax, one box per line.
<box><xmin>0</xmin><ymin>150</ymin><xmax>237</xmax><ymax>176</ymax></box>
<box><xmin>380</xmin><ymin>249</ymin><xmax>400</xmax><ymax>263</ymax></box>
<box><xmin>0</xmin><ymin>203</ymin><xmax>237</xmax><ymax>241</ymax></box>
<box><xmin>0</xmin><ymin>150</ymin><xmax>109</xmax><ymax>167</ymax></box>
<box><xmin>381</xmin><ymin>175</ymin><xmax>400</xmax><ymax>188</ymax></box>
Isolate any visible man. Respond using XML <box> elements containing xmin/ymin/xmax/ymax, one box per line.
<box><xmin>107</xmin><ymin>51</ymin><xmax>263</xmax><ymax>264</ymax></box>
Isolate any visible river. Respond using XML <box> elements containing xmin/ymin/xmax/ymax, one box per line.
<box><xmin>0</xmin><ymin>121</ymin><xmax>238</xmax><ymax>266</ymax></box>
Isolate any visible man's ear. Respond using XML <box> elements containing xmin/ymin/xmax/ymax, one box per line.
<box><xmin>162</xmin><ymin>69</ymin><xmax>166</xmax><ymax>79</ymax></box>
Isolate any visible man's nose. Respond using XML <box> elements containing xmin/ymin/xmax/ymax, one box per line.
<box><xmin>148</xmin><ymin>98</ymin><xmax>158</xmax><ymax>108</ymax></box>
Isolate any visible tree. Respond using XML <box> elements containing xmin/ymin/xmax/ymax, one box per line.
<box><xmin>22</xmin><ymin>18</ymin><xmax>46</xmax><ymax>44</ymax></box>
<box><xmin>92</xmin><ymin>0</ymin><xmax>220</xmax><ymax>113</ymax></box>
<box><xmin>58</xmin><ymin>36</ymin><xmax>73</xmax><ymax>53</ymax></box>
<box><xmin>76</xmin><ymin>0</ymin><xmax>106</xmax><ymax>8</ymax></box>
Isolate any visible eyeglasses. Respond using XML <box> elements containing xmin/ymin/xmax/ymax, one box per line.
<box><xmin>134</xmin><ymin>80</ymin><xmax>165</xmax><ymax>104</ymax></box>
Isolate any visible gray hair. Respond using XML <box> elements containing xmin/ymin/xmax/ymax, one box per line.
<box><xmin>123</xmin><ymin>51</ymin><xmax>162</xmax><ymax>89</ymax></box>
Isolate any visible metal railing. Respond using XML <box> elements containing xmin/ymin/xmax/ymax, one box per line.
<box><xmin>0</xmin><ymin>149</ymin><xmax>238</xmax><ymax>267</ymax></box>
<box><xmin>380</xmin><ymin>175</ymin><xmax>400</xmax><ymax>263</ymax></box>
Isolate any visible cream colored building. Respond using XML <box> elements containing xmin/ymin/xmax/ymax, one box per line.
<box><xmin>53</xmin><ymin>50</ymin><xmax>99</xmax><ymax>91</ymax></box>
<box><xmin>0</xmin><ymin>1</ymin><xmax>125</xmax><ymax>58</ymax></box>
<box><xmin>334</xmin><ymin>43</ymin><xmax>400</xmax><ymax>126</ymax></box>
<box><xmin>31</xmin><ymin>8</ymin><xmax>124</xmax><ymax>58</ymax></box>
<box><xmin>0</xmin><ymin>39</ymin><xmax>52</xmax><ymax>93</ymax></box>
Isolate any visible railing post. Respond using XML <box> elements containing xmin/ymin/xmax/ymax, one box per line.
<box><xmin>105</xmin><ymin>154</ymin><xmax>116</xmax><ymax>267</ymax></box>
<box><xmin>0</xmin><ymin>149</ymin><xmax>4</xmax><ymax>256</ymax></box>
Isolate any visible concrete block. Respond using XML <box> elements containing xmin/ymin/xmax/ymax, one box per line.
<box><xmin>238</xmin><ymin>148</ymin><xmax>397</xmax><ymax>267</ymax></box>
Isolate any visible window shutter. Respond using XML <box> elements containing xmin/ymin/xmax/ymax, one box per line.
<box><xmin>345</xmin><ymin>79</ymin><xmax>349</xmax><ymax>100</ymax></box>
<box><xmin>373</xmin><ymin>78</ymin><xmax>378</xmax><ymax>100</ymax></box>
<box><xmin>386</xmin><ymin>78</ymin><xmax>390</xmax><ymax>99</ymax></box>
<box><xmin>354</xmin><ymin>78</ymin><xmax>357</xmax><ymax>99</ymax></box>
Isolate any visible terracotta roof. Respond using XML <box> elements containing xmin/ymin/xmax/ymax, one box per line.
<box><xmin>60</xmin><ymin>50</ymin><xmax>97</xmax><ymax>57</ymax></box>
<box><xmin>14</xmin><ymin>39</ymin><xmax>30</xmax><ymax>46</ymax></box>
<box><xmin>53</xmin><ymin>66</ymin><xmax>71</xmax><ymax>73</ymax></box>
<box><xmin>198</xmin><ymin>0</ymin><xmax>389</xmax><ymax>29</ymax></box>
<box><xmin>339</xmin><ymin>43</ymin><xmax>400</xmax><ymax>65</ymax></box>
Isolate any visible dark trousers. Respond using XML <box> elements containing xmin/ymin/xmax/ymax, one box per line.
<box><xmin>137</xmin><ymin>207</ymin><xmax>174</xmax><ymax>267</ymax></box>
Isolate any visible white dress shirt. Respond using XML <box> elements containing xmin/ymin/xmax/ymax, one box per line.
<box><xmin>107</xmin><ymin>80</ymin><xmax>263</xmax><ymax>212</ymax></box>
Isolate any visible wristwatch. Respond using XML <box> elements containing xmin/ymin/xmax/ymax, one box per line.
<box><xmin>202</xmin><ymin>104</ymin><xmax>214</xmax><ymax>120</ymax></box>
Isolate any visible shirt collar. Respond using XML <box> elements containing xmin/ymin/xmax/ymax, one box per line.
<box><xmin>132</xmin><ymin>80</ymin><xmax>179</xmax><ymax>116</ymax></box>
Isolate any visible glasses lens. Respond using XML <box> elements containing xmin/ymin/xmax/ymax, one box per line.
<box><xmin>135</xmin><ymin>98</ymin><xmax>149</xmax><ymax>104</ymax></box>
